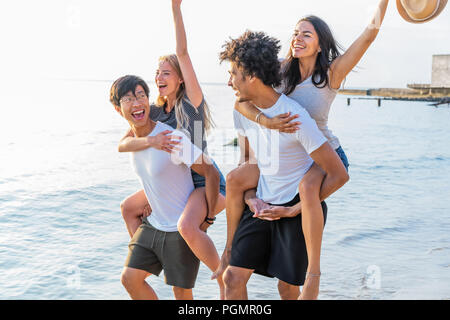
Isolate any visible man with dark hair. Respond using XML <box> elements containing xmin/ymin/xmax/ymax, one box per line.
<box><xmin>110</xmin><ymin>75</ymin><xmax>220</xmax><ymax>300</ymax></box>
<box><xmin>110</xmin><ymin>75</ymin><xmax>150</xmax><ymax>107</ymax></box>
<box><xmin>220</xmin><ymin>31</ymin><xmax>349</xmax><ymax>299</ymax></box>
<box><xmin>219</xmin><ymin>30</ymin><xmax>282</xmax><ymax>88</ymax></box>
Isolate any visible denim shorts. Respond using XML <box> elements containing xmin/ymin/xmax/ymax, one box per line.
<box><xmin>191</xmin><ymin>159</ymin><xmax>226</xmax><ymax>196</ymax></box>
<box><xmin>335</xmin><ymin>146</ymin><xmax>349</xmax><ymax>172</ymax></box>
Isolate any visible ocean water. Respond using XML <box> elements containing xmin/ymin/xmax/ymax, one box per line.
<box><xmin>0</xmin><ymin>80</ymin><xmax>449</xmax><ymax>300</ymax></box>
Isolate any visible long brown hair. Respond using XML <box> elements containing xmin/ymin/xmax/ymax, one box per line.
<box><xmin>281</xmin><ymin>15</ymin><xmax>343</xmax><ymax>95</ymax></box>
<box><xmin>155</xmin><ymin>54</ymin><xmax>215</xmax><ymax>134</ymax></box>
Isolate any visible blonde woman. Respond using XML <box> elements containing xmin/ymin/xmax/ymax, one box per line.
<box><xmin>118</xmin><ymin>0</ymin><xmax>226</xmax><ymax>299</ymax></box>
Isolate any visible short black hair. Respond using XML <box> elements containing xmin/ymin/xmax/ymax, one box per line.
<box><xmin>109</xmin><ymin>75</ymin><xmax>149</xmax><ymax>107</ymax></box>
<box><xmin>219</xmin><ymin>30</ymin><xmax>282</xmax><ymax>87</ymax></box>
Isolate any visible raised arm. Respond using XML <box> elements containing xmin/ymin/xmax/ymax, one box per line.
<box><xmin>171</xmin><ymin>0</ymin><xmax>203</xmax><ymax>107</ymax></box>
<box><xmin>329</xmin><ymin>0</ymin><xmax>389</xmax><ymax>89</ymax></box>
<box><xmin>235</xmin><ymin>100</ymin><xmax>301</xmax><ymax>133</ymax></box>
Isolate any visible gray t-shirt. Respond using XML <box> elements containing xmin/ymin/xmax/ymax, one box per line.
<box><xmin>277</xmin><ymin>64</ymin><xmax>340</xmax><ymax>150</ymax></box>
<box><xmin>149</xmin><ymin>97</ymin><xmax>208</xmax><ymax>153</ymax></box>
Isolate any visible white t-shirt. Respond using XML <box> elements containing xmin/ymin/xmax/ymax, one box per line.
<box><xmin>130</xmin><ymin>121</ymin><xmax>203</xmax><ymax>232</ymax></box>
<box><xmin>233</xmin><ymin>94</ymin><xmax>327</xmax><ymax>204</ymax></box>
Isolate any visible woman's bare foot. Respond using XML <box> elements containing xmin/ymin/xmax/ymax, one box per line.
<box><xmin>298</xmin><ymin>272</ymin><xmax>321</xmax><ymax>300</ymax></box>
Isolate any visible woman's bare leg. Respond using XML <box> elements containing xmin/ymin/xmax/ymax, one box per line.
<box><xmin>120</xmin><ymin>189</ymin><xmax>150</xmax><ymax>238</ymax></box>
<box><xmin>212</xmin><ymin>162</ymin><xmax>260</xmax><ymax>280</ymax></box>
<box><xmin>177</xmin><ymin>187</ymin><xmax>226</xmax><ymax>299</ymax></box>
<box><xmin>297</xmin><ymin>163</ymin><xmax>326</xmax><ymax>300</ymax></box>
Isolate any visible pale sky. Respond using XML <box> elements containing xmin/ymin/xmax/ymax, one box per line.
<box><xmin>1</xmin><ymin>0</ymin><xmax>449</xmax><ymax>88</ymax></box>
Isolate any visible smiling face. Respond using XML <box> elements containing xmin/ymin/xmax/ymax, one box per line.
<box><xmin>290</xmin><ymin>20</ymin><xmax>321</xmax><ymax>59</ymax></box>
<box><xmin>155</xmin><ymin>60</ymin><xmax>183</xmax><ymax>99</ymax></box>
<box><xmin>115</xmin><ymin>85</ymin><xmax>150</xmax><ymax>129</ymax></box>
<box><xmin>227</xmin><ymin>62</ymin><xmax>253</xmax><ymax>103</ymax></box>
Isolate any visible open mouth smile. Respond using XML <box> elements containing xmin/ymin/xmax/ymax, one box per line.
<box><xmin>131</xmin><ymin>109</ymin><xmax>146</xmax><ymax>120</ymax></box>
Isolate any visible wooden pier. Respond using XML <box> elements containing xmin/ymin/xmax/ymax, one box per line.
<box><xmin>339</xmin><ymin>87</ymin><xmax>450</xmax><ymax>107</ymax></box>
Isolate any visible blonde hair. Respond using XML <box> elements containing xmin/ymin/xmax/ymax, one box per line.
<box><xmin>155</xmin><ymin>54</ymin><xmax>215</xmax><ymax>134</ymax></box>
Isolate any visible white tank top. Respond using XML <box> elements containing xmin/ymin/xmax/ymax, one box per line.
<box><xmin>277</xmin><ymin>75</ymin><xmax>340</xmax><ymax>150</ymax></box>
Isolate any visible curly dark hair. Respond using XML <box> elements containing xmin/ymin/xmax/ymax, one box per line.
<box><xmin>220</xmin><ymin>30</ymin><xmax>282</xmax><ymax>88</ymax></box>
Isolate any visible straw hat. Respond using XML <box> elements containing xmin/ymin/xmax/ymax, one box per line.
<box><xmin>396</xmin><ymin>0</ymin><xmax>448</xmax><ymax>23</ymax></box>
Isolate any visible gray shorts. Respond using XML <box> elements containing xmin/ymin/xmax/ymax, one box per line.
<box><xmin>124</xmin><ymin>220</ymin><xmax>200</xmax><ymax>289</ymax></box>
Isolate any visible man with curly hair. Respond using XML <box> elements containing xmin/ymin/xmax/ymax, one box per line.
<box><xmin>219</xmin><ymin>31</ymin><xmax>348</xmax><ymax>299</ymax></box>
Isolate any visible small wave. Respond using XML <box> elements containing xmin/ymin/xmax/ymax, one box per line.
<box><xmin>410</xmin><ymin>155</ymin><xmax>449</xmax><ymax>164</ymax></box>
<box><xmin>28</xmin><ymin>183</ymin><xmax>120</xmax><ymax>202</ymax></box>
<box><xmin>361</xmin><ymin>164</ymin><xmax>394</xmax><ymax>170</ymax></box>
<box><xmin>417</xmin><ymin>155</ymin><xmax>449</xmax><ymax>163</ymax></box>
<box><xmin>336</xmin><ymin>226</ymin><xmax>405</xmax><ymax>245</ymax></box>
<box><xmin>1</xmin><ymin>281</ymin><xmax>34</xmax><ymax>298</ymax></box>
<box><xmin>427</xmin><ymin>246</ymin><xmax>450</xmax><ymax>254</ymax></box>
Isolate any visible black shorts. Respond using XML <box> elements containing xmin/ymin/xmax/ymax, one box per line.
<box><xmin>229</xmin><ymin>194</ymin><xmax>327</xmax><ymax>286</ymax></box>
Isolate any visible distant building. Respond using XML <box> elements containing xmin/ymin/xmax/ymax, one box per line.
<box><xmin>431</xmin><ymin>55</ymin><xmax>450</xmax><ymax>88</ymax></box>
<box><xmin>407</xmin><ymin>54</ymin><xmax>450</xmax><ymax>95</ymax></box>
